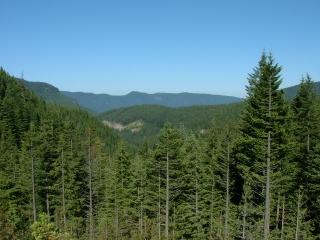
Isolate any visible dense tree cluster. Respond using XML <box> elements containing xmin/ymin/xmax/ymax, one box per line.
<box><xmin>0</xmin><ymin>52</ymin><xmax>319</xmax><ymax>240</ymax></box>
<box><xmin>98</xmin><ymin>103</ymin><xmax>244</xmax><ymax>146</ymax></box>
<box><xmin>0</xmin><ymin>68</ymin><xmax>118</xmax><ymax>239</ymax></box>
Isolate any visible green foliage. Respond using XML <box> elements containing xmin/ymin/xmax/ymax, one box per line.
<box><xmin>31</xmin><ymin>214</ymin><xmax>59</xmax><ymax>240</ymax></box>
<box><xmin>292</xmin><ymin>75</ymin><xmax>320</xmax><ymax>234</ymax></box>
<box><xmin>283</xmin><ymin>80</ymin><xmax>320</xmax><ymax>100</ymax></box>
<box><xmin>0</xmin><ymin>68</ymin><xmax>118</xmax><ymax>239</ymax></box>
<box><xmin>20</xmin><ymin>79</ymin><xmax>79</xmax><ymax>109</ymax></box>
<box><xmin>31</xmin><ymin>213</ymin><xmax>75</xmax><ymax>240</ymax></box>
<box><xmin>233</xmin><ymin>53</ymin><xmax>301</xmax><ymax>239</ymax></box>
<box><xmin>1</xmin><ymin>53</ymin><xmax>320</xmax><ymax>240</ymax></box>
<box><xmin>99</xmin><ymin>103</ymin><xmax>244</xmax><ymax>145</ymax></box>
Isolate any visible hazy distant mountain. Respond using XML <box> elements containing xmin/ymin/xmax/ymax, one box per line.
<box><xmin>61</xmin><ymin>91</ymin><xmax>243</xmax><ymax>113</ymax></box>
<box><xmin>21</xmin><ymin>79</ymin><xmax>320</xmax><ymax>114</ymax></box>
<box><xmin>98</xmin><ymin>81</ymin><xmax>320</xmax><ymax>144</ymax></box>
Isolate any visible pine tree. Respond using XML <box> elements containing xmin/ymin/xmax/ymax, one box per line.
<box><xmin>175</xmin><ymin>133</ymin><xmax>206</xmax><ymax>239</ymax></box>
<box><xmin>203</xmin><ymin>127</ymin><xmax>226</xmax><ymax>239</ymax></box>
<box><xmin>0</xmin><ymin>69</ymin><xmax>119</xmax><ymax>238</ymax></box>
<box><xmin>234</xmin><ymin>52</ymin><xmax>292</xmax><ymax>239</ymax></box>
<box><xmin>112</xmin><ymin>142</ymin><xmax>135</xmax><ymax>239</ymax></box>
<box><xmin>292</xmin><ymin>75</ymin><xmax>320</xmax><ymax>235</ymax></box>
<box><xmin>146</xmin><ymin>123</ymin><xmax>182</xmax><ymax>239</ymax></box>
<box><xmin>292</xmin><ymin>74</ymin><xmax>319</xmax><ymax>188</ymax></box>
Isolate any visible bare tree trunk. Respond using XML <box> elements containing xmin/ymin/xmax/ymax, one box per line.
<box><xmin>12</xmin><ymin>154</ymin><xmax>16</xmax><ymax>182</ymax></box>
<box><xmin>140</xmin><ymin>199</ymin><xmax>143</xmax><ymax>238</ymax></box>
<box><xmin>138</xmin><ymin>184</ymin><xmax>143</xmax><ymax>237</ymax></box>
<box><xmin>137</xmin><ymin>162</ymin><xmax>144</xmax><ymax>237</ymax></box>
<box><xmin>139</xmin><ymin>190</ymin><xmax>142</xmax><ymax>236</ymax></box>
<box><xmin>280</xmin><ymin>197</ymin><xmax>285</xmax><ymax>240</ymax></box>
<box><xmin>158</xmin><ymin>169</ymin><xmax>161</xmax><ymax>240</ymax></box>
<box><xmin>264</xmin><ymin>73</ymin><xmax>273</xmax><ymax>240</ymax></box>
<box><xmin>195</xmin><ymin>174</ymin><xmax>199</xmax><ymax>218</ymax></box>
<box><xmin>88</xmin><ymin>131</ymin><xmax>94</xmax><ymax>240</ymax></box>
<box><xmin>115</xmin><ymin>188</ymin><xmax>118</xmax><ymax>240</ymax></box>
<box><xmin>219</xmin><ymin>210</ymin><xmax>223</xmax><ymax>237</ymax></box>
<box><xmin>194</xmin><ymin>149</ymin><xmax>200</xmax><ymax>236</ymax></box>
<box><xmin>46</xmin><ymin>188</ymin><xmax>50</xmax><ymax>221</ymax></box>
<box><xmin>138</xmin><ymin>185</ymin><xmax>140</xmax><ymax>233</ymax></box>
<box><xmin>242</xmin><ymin>189</ymin><xmax>247</xmax><ymax>240</ymax></box>
<box><xmin>61</xmin><ymin>150</ymin><xmax>67</xmax><ymax>232</ymax></box>
<box><xmin>31</xmin><ymin>142</ymin><xmax>36</xmax><ymax>222</ymax></box>
<box><xmin>165</xmin><ymin>151</ymin><xmax>169</xmax><ymax>240</ymax></box>
<box><xmin>210</xmin><ymin>177</ymin><xmax>214</xmax><ymax>238</ymax></box>
<box><xmin>104</xmin><ymin>224</ymin><xmax>108</xmax><ymax>240</ymax></box>
<box><xmin>264</xmin><ymin>131</ymin><xmax>271</xmax><ymax>240</ymax></box>
<box><xmin>140</xmin><ymin>174</ymin><xmax>143</xmax><ymax>237</ymax></box>
<box><xmin>295</xmin><ymin>190</ymin><xmax>302</xmax><ymax>240</ymax></box>
<box><xmin>276</xmin><ymin>193</ymin><xmax>280</xmax><ymax>230</ymax></box>
<box><xmin>172</xmin><ymin>203</ymin><xmax>176</xmax><ymax>240</ymax></box>
<box><xmin>224</xmin><ymin>142</ymin><xmax>230</xmax><ymax>240</ymax></box>
<box><xmin>195</xmin><ymin>171</ymin><xmax>199</xmax><ymax>237</ymax></box>
<box><xmin>264</xmin><ymin>77</ymin><xmax>272</xmax><ymax>240</ymax></box>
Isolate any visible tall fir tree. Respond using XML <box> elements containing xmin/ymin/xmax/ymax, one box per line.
<box><xmin>292</xmin><ymin>75</ymin><xmax>320</xmax><ymax>235</ymax></box>
<box><xmin>234</xmin><ymin>52</ymin><xmax>292</xmax><ymax>239</ymax></box>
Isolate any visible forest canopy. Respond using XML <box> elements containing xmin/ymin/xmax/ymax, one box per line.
<box><xmin>0</xmin><ymin>52</ymin><xmax>320</xmax><ymax>239</ymax></box>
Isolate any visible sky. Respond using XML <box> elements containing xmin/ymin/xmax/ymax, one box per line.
<box><xmin>0</xmin><ymin>0</ymin><xmax>319</xmax><ymax>97</ymax></box>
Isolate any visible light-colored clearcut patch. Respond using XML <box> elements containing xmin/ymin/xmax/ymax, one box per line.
<box><xmin>103</xmin><ymin>120</ymin><xmax>144</xmax><ymax>133</ymax></box>
<box><xmin>200</xmin><ymin>129</ymin><xmax>208</xmax><ymax>134</ymax></box>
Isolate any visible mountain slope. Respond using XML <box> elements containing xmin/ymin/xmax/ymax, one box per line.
<box><xmin>283</xmin><ymin>81</ymin><xmax>320</xmax><ymax>99</ymax></box>
<box><xmin>98</xmin><ymin>81</ymin><xmax>320</xmax><ymax>144</ymax></box>
<box><xmin>99</xmin><ymin>103</ymin><xmax>244</xmax><ymax>144</ymax></box>
<box><xmin>62</xmin><ymin>91</ymin><xmax>243</xmax><ymax>113</ymax></box>
<box><xmin>0</xmin><ymin>68</ymin><xmax>119</xmax><ymax>238</ymax></box>
<box><xmin>21</xmin><ymin>78</ymin><xmax>320</xmax><ymax>114</ymax></box>
<box><xmin>19</xmin><ymin>79</ymin><xmax>79</xmax><ymax>107</ymax></box>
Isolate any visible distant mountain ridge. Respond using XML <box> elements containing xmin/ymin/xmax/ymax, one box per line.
<box><xmin>20</xmin><ymin>79</ymin><xmax>320</xmax><ymax>113</ymax></box>
<box><xmin>61</xmin><ymin>90</ymin><xmax>243</xmax><ymax>113</ymax></box>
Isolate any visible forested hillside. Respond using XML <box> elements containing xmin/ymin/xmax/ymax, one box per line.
<box><xmin>20</xmin><ymin>80</ymin><xmax>243</xmax><ymax>113</ymax></box>
<box><xmin>21</xmin><ymin>79</ymin><xmax>319</xmax><ymax>115</ymax></box>
<box><xmin>0</xmin><ymin>68</ymin><xmax>118</xmax><ymax>239</ymax></box>
<box><xmin>283</xmin><ymin>81</ymin><xmax>320</xmax><ymax>100</ymax></box>
<box><xmin>99</xmin><ymin>103</ymin><xmax>244</xmax><ymax>145</ymax></box>
<box><xmin>20</xmin><ymin>79</ymin><xmax>79</xmax><ymax>108</ymax></box>
<box><xmin>98</xmin><ymin>83</ymin><xmax>320</xmax><ymax>145</ymax></box>
<box><xmin>1</xmin><ymin>52</ymin><xmax>320</xmax><ymax>240</ymax></box>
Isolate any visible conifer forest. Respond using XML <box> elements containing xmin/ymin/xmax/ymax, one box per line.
<box><xmin>1</xmin><ymin>52</ymin><xmax>320</xmax><ymax>239</ymax></box>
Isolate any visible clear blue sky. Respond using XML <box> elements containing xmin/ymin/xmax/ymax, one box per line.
<box><xmin>1</xmin><ymin>0</ymin><xmax>319</xmax><ymax>97</ymax></box>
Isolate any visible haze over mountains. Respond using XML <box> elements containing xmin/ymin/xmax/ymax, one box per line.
<box><xmin>61</xmin><ymin>90</ymin><xmax>242</xmax><ymax>113</ymax></box>
<box><xmin>20</xmin><ymin>79</ymin><xmax>243</xmax><ymax>112</ymax></box>
<box><xmin>20</xmin><ymin>79</ymin><xmax>320</xmax><ymax>114</ymax></box>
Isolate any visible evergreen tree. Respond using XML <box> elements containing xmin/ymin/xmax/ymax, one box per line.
<box><xmin>146</xmin><ymin>123</ymin><xmax>183</xmax><ymax>239</ymax></box>
<box><xmin>292</xmin><ymin>74</ymin><xmax>319</xmax><ymax>188</ymax></box>
<box><xmin>176</xmin><ymin>133</ymin><xmax>206</xmax><ymax>239</ymax></box>
<box><xmin>112</xmin><ymin>142</ymin><xmax>135</xmax><ymax>239</ymax></box>
<box><xmin>292</xmin><ymin>75</ymin><xmax>320</xmax><ymax>235</ymax></box>
<box><xmin>234</xmin><ymin>52</ymin><xmax>292</xmax><ymax>239</ymax></box>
